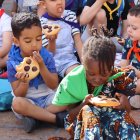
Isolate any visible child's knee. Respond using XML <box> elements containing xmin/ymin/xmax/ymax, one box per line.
<box><xmin>94</xmin><ymin>9</ymin><xmax>106</xmax><ymax>23</ymax></box>
<box><xmin>12</xmin><ymin>97</ymin><xmax>25</xmax><ymax>112</ymax></box>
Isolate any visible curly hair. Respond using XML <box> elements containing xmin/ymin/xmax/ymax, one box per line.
<box><xmin>11</xmin><ymin>12</ymin><xmax>41</xmax><ymax>39</ymax></box>
<box><xmin>82</xmin><ymin>25</ymin><xmax>116</xmax><ymax>73</ymax></box>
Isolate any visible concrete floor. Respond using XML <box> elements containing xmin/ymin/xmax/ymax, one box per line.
<box><xmin>1</xmin><ymin>0</ymin><xmax>140</xmax><ymax>139</ymax></box>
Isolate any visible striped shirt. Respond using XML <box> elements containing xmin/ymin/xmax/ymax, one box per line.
<box><xmin>40</xmin><ymin>10</ymin><xmax>80</xmax><ymax>47</ymax></box>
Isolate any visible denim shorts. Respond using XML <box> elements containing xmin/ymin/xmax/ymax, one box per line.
<box><xmin>12</xmin><ymin>91</ymin><xmax>55</xmax><ymax>119</ymax></box>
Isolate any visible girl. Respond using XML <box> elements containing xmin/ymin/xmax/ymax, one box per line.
<box><xmin>51</xmin><ymin>26</ymin><xmax>140</xmax><ymax>139</ymax></box>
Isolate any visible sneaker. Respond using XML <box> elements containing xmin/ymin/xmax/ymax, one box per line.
<box><xmin>56</xmin><ymin>110</ymin><xmax>68</xmax><ymax>128</ymax></box>
<box><xmin>128</xmin><ymin>94</ymin><xmax>140</xmax><ymax>110</ymax></box>
<box><xmin>22</xmin><ymin>116</ymin><xmax>39</xmax><ymax>133</ymax></box>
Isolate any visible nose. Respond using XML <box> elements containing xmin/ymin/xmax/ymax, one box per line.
<box><xmin>94</xmin><ymin>75</ymin><xmax>101</xmax><ymax>83</ymax></box>
<box><xmin>127</xmin><ymin>26</ymin><xmax>132</xmax><ymax>33</ymax></box>
<box><xmin>31</xmin><ymin>39</ymin><xmax>37</xmax><ymax>49</ymax></box>
<box><xmin>57</xmin><ymin>0</ymin><xmax>62</xmax><ymax>4</ymax></box>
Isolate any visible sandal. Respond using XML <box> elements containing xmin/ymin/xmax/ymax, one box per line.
<box><xmin>128</xmin><ymin>94</ymin><xmax>140</xmax><ymax>110</ymax></box>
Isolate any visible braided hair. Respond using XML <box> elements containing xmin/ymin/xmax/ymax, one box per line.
<box><xmin>82</xmin><ymin>25</ymin><xmax>116</xmax><ymax>73</ymax></box>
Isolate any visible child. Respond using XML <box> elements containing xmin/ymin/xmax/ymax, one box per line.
<box><xmin>51</xmin><ymin>26</ymin><xmax>140</xmax><ymax>139</ymax></box>
<box><xmin>7</xmin><ymin>12</ymin><xmax>62</xmax><ymax>133</ymax></box>
<box><xmin>0</xmin><ymin>0</ymin><xmax>13</xmax><ymax>74</ymax></box>
<box><xmin>39</xmin><ymin>0</ymin><xmax>83</xmax><ymax>76</ymax></box>
<box><xmin>80</xmin><ymin>0</ymin><xmax>130</xmax><ymax>43</ymax></box>
<box><xmin>120</xmin><ymin>4</ymin><xmax>140</xmax><ymax>110</ymax></box>
<box><xmin>11</xmin><ymin>0</ymin><xmax>37</xmax><ymax>17</ymax></box>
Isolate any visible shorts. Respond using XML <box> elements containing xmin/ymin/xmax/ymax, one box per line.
<box><xmin>12</xmin><ymin>91</ymin><xmax>56</xmax><ymax>119</ymax></box>
<box><xmin>55</xmin><ymin>53</ymin><xmax>80</xmax><ymax>77</ymax></box>
<box><xmin>81</xmin><ymin>28</ymin><xmax>91</xmax><ymax>43</ymax></box>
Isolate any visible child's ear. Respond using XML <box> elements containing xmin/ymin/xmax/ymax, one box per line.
<box><xmin>39</xmin><ymin>1</ymin><xmax>47</xmax><ymax>9</ymax></box>
<box><xmin>12</xmin><ymin>37</ymin><xmax>20</xmax><ymax>47</ymax></box>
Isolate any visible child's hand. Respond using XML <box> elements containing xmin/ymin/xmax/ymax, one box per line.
<box><xmin>46</xmin><ymin>34</ymin><xmax>57</xmax><ymax>41</ymax></box>
<box><xmin>113</xmin><ymin>92</ymin><xmax>128</xmax><ymax>110</ymax></box>
<box><xmin>126</xmin><ymin>65</ymin><xmax>139</xmax><ymax>77</ymax></box>
<box><xmin>32</xmin><ymin>51</ymin><xmax>44</xmax><ymax>66</ymax></box>
<box><xmin>83</xmin><ymin>94</ymin><xmax>94</xmax><ymax>105</ymax></box>
<box><xmin>15</xmin><ymin>72</ymin><xmax>29</xmax><ymax>84</ymax></box>
<box><xmin>83</xmin><ymin>94</ymin><xmax>101</xmax><ymax>107</ymax></box>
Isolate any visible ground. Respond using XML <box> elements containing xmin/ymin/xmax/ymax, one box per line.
<box><xmin>1</xmin><ymin>0</ymin><xmax>140</xmax><ymax>139</ymax></box>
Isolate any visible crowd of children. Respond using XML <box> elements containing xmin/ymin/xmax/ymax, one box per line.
<box><xmin>0</xmin><ymin>0</ymin><xmax>140</xmax><ymax>139</ymax></box>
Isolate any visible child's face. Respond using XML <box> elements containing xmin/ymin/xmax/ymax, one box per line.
<box><xmin>15</xmin><ymin>26</ymin><xmax>42</xmax><ymax>58</ymax></box>
<box><xmin>127</xmin><ymin>14</ymin><xmax>140</xmax><ymax>41</ymax></box>
<box><xmin>40</xmin><ymin>0</ymin><xmax>65</xmax><ymax>18</ymax></box>
<box><xmin>85</xmin><ymin>59</ymin><xmax>111</xmax><ymax>87</ymax></box>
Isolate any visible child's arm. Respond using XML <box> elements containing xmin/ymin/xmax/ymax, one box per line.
<box><xmin>0</xmin><ymin>31</ymin><xmax>13</xmax><ymax>58</ymax></box>
<box><xmin>73</xmin><ymin>33</ymin><xmax>83</xmax><ymax>62</ymax></box>
<box><xmin>120</xmin><ymin>59</ymin><xmax>130</xmax><ymax>67</ymax></box>
<box><xmin>11</xmin><ymin>72</ymin><xmax>30</xmax><ymax>97</ymax></box>
<box><xmin>11</xmin><ymin>1</ymin><xmax>18</xmax><ymax>17</ymax></box>
<box><xmin>80</xmin><ymin>0</ymin><xmax>107</xmax><ymax>26</ymax></box>
<box><xmin>68</xmin><ymin>94</ymin><xmax>94</xmax><ymax>121</ymax></box>
<box><xmin>122</xmin><ymin>20</ymin><xmax>128</xmax><ymax>39</ymax></box>
<box><xmin>33</xmin><ymin>51</ymin><xmax>58</xmax><ymax>89</ymax></box>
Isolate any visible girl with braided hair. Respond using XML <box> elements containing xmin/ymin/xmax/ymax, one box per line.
<box><xmin>50</xmin><ymin>26</ymin><xmax>140</xmax><ymax>140</ymax></box>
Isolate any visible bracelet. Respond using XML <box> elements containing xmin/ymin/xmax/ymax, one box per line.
<box><xmin>21</xmin><ymin>81</ymin><xmax>29</xmax><ymax>84</ymax></box>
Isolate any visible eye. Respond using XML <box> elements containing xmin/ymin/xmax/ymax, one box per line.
<box><xmin>101</xmin><ymin>74</ymin><xmax>108</xmax><ymax>77</ymax></box>
<box><xmin>132</xmin><ymin>28</ymin><xmax>137</xmax><ymax>30</ymax></box>
<box><xmin>88</xmin><ymin>73</ymin><xmax>95</xmax><ymax>76</ymax></box>
<box><xmin>36</xmin><ymin>38</ymin><xmax>42</xmax><ymax>41</ymax></box>
<box><xmin>25</xmin><ymin>41</ymin><xmax>31</xmax><ymax>43</ymax></box>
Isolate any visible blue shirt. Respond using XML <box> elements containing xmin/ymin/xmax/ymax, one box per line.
<box><xmin>7</xmin><ymin>45</ymin><xmax>57</xmax><ymax>89</ymax></box>
<box><xmin>122</xmin><ymin>37</ymin><xmax>140</xmax><ymax>70</ymax></box>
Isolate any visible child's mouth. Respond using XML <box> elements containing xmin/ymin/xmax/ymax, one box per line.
<box><xmin>58</xmin><ymin>7</ymin><xmax>63</xmax><ymax>13</ymax></box>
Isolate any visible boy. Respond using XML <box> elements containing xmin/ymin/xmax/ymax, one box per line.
<box><xmin>0</xmin><ymin>0</ymin><xmax>13</xmax><ymax>74</ymax></box>
<box><xmin>120</xmin><ymin>4</ymin><xmax>140</xmax><ymax>110</ymax></box>
<box><xmin>80</xmin><ymin>0</ymin><xmax>130</xmax><ymax>43</ymax></box>
<box><xmin>39</xmin><ymin>0</ymin><xmax>83</xmax><ymax>76</ymax></box>
<box><xmin>7</xmin><ymin>12</ymin><xmax>65</xmax><ymax>133</ymax></box>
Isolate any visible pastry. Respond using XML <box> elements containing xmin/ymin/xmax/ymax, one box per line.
<box><xmin>113</xmin><ymin>35</ymin><xmax>125</xmax><ymax>46</ymax></box>
<box><xmin>42</xmin><ymin>24</ymin><xmax>61</xmax><ymax>36</ymax></box>
<box><xmin>91</xmin><ymin>95</ymin><xmax>119</xmax><ymax>107</ymax></box>
<box><xmin>16</xmin><ymin>57</ymin><xmax>40</xmax><ymax>80</ymax></box>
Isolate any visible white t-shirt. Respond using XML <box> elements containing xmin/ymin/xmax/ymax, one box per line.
<box><xmin>134</xmin><ymin>0</ymin><xmax>140</xmax><ymax>5</ymax></box>
<box><xmin>23</xmin><ymin>0</ymin><xmax>39</xmax><ymax>6</ymax></box>
<box><xmin>14</xmin><ymin>0</ymin><xmax>37</xmax><ymax>14</ymax></box>
<box><xmin>0</xmin><ymin>12</ymin><xmax>12</xmax><ymax>48</ymax></box>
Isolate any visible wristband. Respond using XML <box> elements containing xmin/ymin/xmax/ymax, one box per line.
<box><xmin>21</xmin><ymin>81</ymin><xmax>29</xmax><ymax>84</ymax></box>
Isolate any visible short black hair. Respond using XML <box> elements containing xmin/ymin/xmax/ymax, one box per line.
<box><xmin>129</xmin><ymin>4</ymin><xmax>140</xmax><ymax>17</ymax></box>
<box><xmin>0</xmin><ymin>0</ymin><xmax>4</xmax><ymax>7</ymax></box>
<box><xmin>82</xmin><ymin>26</ymin><xmax>116</xmax><ymax>73</ymax></box>
<box><xmin>11</xmin><ymin>12</ymin><xmax>41</xmax><ymax>39</ymax></box>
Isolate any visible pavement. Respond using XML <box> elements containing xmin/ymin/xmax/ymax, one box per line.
<box><xmin>1</xmin><ymin>0</ymin><xmax>140</xmax><ymax>139</ymax></box>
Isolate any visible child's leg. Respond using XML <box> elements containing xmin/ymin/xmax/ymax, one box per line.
<box><xmin>86</xmin><ymin>9</ymin><xmax>107</xmax><ymax>36</ymax></box>
<box><xmin>64</xmin><ymin>64</ymin><xmax>79</xmax><ymax>76</ymax></box>
<box><xmin>45</xmin><ymin>104</ymin><xmax>68</xmax><ymax>114</ymax></box>
<box><xmin>12</xmin><ymin>97</ymin><xmax>56</xmax><ymax>123</ymax></box>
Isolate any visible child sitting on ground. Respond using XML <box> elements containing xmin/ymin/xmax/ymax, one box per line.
<box><xmin>51</xmin><ymin>26</ymin><xmax>140</xmax><ymax>139</ymax></box>
<box><xmin>39</xmin><ymin>0</ymin><xmax>83</xmax><ymax>72</ymax></box>
<box><xmin>120</xmin><ymin>4</ymin><xmax>140</xmax><ymax>110</ymax></box>
<box><xmin>80</xmin><ymin>0</ymin><xmax>130</xmax><ymax>53</ymax></box>
<box><xmin>7</xmin><ymin>12</ymin><xmax>60</xmax><ymax>133</ymax></box>
<box><xmin>0</xmin><ymin>0</ymin><xmax>13</xmax><ymax>74</ymax></box>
